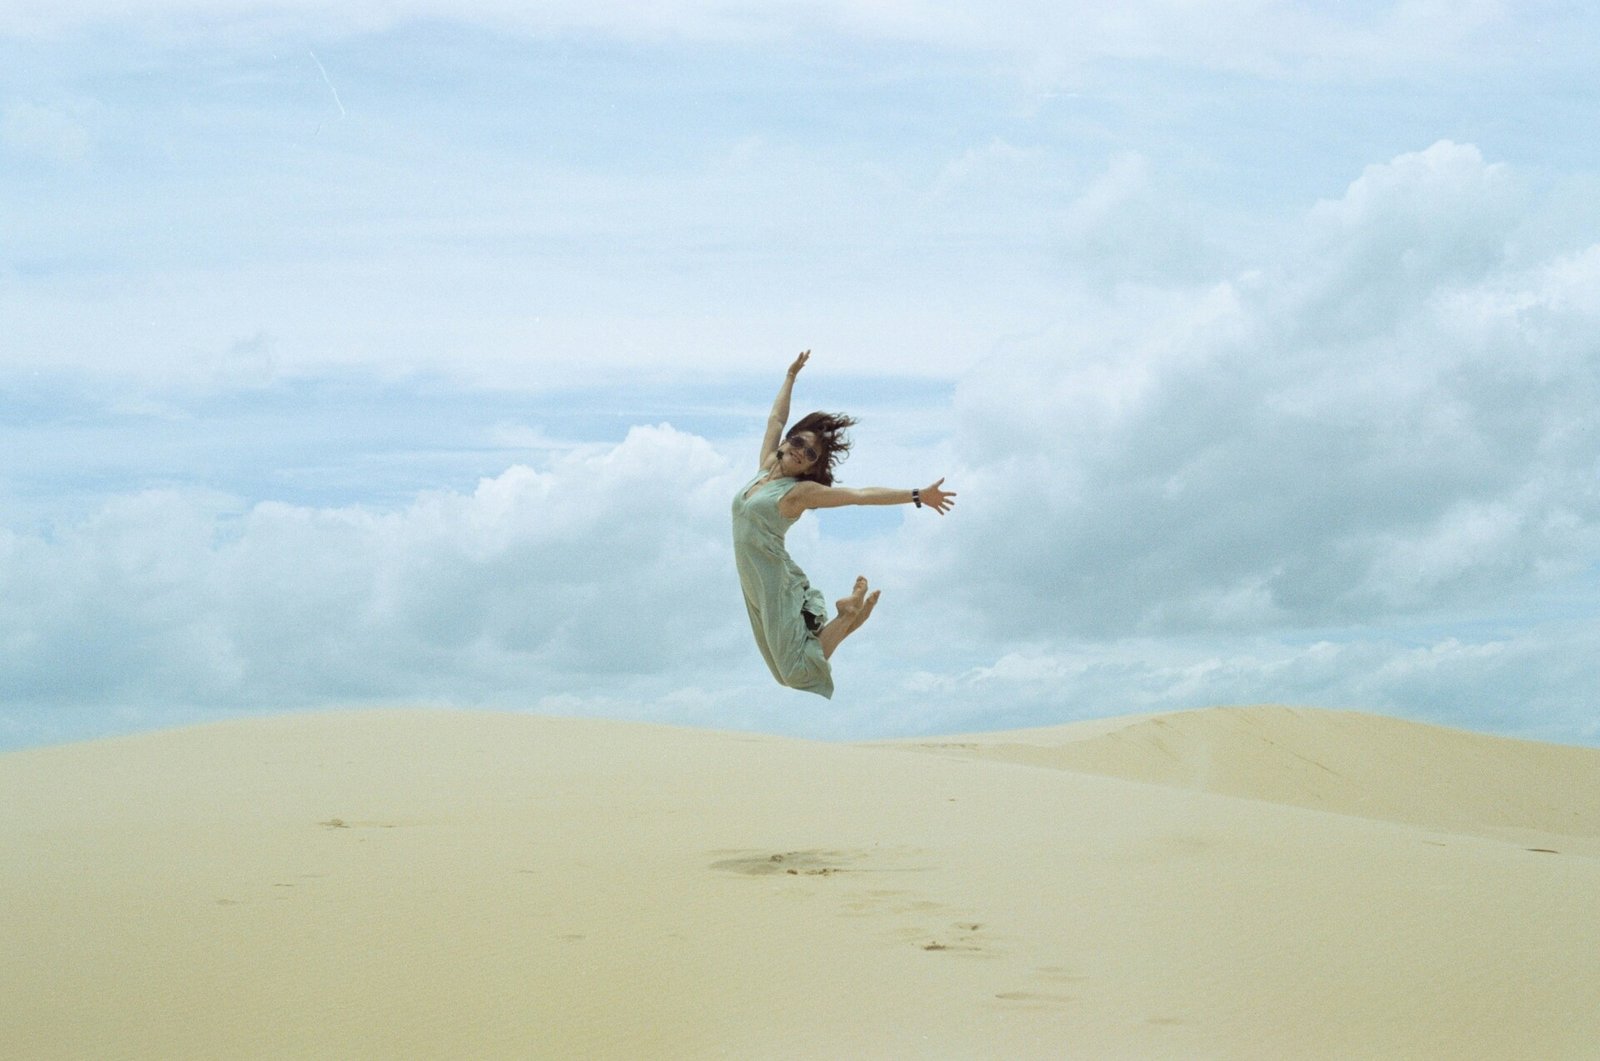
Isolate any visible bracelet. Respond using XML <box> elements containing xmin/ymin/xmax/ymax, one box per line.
<box><xmin>912</xmin><ymin>488</ymin><xmax>922</xmax><ymax>508</ymax></box>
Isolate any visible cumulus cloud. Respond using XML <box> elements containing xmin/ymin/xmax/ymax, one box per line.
<box><xmin>0</xmin><ymin>425</ymin><xmax>749</xmax><ymax>718</ymax></box>
<box><xmin>943</xmin><ymin>142</ymin><xmax>1600</xmax><ymax>640</ymax></box>
<box><xmin>1290</xmin><ymin>141</ymin><xmax>1519</xmax><ymax>341</ymax></box>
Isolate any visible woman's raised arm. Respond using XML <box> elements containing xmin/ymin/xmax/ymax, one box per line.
<box><xmin>759</xmin><ymin>350</ymin><xmax>809</xmax><ymax>466</ymax></box>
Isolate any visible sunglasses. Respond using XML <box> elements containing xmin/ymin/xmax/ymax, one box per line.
<box><xmin>785</xmin><ymin>437</ymin><xmax>818</xmax><ymax>462</ymax></box>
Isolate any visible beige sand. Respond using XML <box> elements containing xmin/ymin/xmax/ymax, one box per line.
<box><xmin>2</xmin><ymin>705</ymin><xmax>1596</xmax><ymax>1059</ymax></box>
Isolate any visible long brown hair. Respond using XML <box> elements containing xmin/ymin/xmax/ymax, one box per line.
<box><xmin>786</xmin><ymin>411</ymin><xmax>858</xmax><ymax>487</ymax></box>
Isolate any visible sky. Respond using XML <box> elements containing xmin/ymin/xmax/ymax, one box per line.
<box><xmin>3</xmin><ymin>1</ymin><xmax>1599</xmax><ymax>750</ymax></box>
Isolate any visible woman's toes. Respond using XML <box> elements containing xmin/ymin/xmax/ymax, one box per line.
<box><xmin>836</xmin><ymin>577</ymin><xmax>869</xmax><ymax>618</ymax></box>
<box><xmin>850</xmin><ymin>590</ymin><xmax>881</xmax><ymax>629</ymax></box>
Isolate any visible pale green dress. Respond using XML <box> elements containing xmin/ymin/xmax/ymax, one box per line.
<box><xmin>732</xmin><ymin>472</ymin><xmax>834</xmax><ymax>699</ymax></box>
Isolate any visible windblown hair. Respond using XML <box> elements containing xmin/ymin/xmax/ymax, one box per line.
<box><xmin>786</xmin><ymin>410</ymin><xmax>859</xmax><ymax>487</ymax></box>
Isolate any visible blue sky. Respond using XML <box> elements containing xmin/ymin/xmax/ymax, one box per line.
<box><xmin>3</xmin><ymin>2</ymin><xmax>1599</xmax><ymax>749</ymax></box>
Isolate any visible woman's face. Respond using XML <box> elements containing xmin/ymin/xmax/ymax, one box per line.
<box><xmin>778</xmin><ymin>432</ymin><xmax>820</xmax><ymax>476</ymax></box>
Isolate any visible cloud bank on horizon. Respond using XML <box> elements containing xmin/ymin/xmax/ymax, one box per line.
<box><xmin>3</xmin><ymin>3</ymin><xmax>1598</xmax><ymax>748</ymax></box>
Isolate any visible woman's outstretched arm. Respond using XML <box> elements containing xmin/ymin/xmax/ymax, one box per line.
<box><xmin>759</xmin><ymin>350</ymin><xmax>809</xmax><ymax>466</ymax></box>
<box><xmin>783</xmin><ymin>477</ymin><xmax>957</xmax><ymax>517</ymax></box>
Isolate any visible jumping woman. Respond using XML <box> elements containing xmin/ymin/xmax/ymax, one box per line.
<box><xmin>732</xmin><ymin>350</ymin><xmax>956</xmax><ymax>698</ymax></box>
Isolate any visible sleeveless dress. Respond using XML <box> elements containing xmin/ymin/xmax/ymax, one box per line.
<box><xmin>732</xmin><ymin>473</ymin><xmax>834</xmax><ymax>699</ymax></box>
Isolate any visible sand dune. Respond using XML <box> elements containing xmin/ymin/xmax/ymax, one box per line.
<box><xmin>2</xmin><ymin>706</ymin><xmax>1597</xmax><ymax>1059</ymax></box>
<box><xmin>880</xmin><ymin>705</ymin><xmax>1600</xmax><ymax>852</ymax></box>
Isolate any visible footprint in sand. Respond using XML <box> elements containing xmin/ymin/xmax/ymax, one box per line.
<box><xmin>920</xmin><ymin>920</ymin><xmax>996</xmax><ymax>956</ymax></box>
<box><xmin>709</xmin><ymin>847</ymin><xmax>931</xmax><ymax>878</ymax></box>
<box><xmin>318</xmin><ymin>818</ymin><xmax>402</xmax><ymax>831</ymax></box>
<box><xmin>709</xmin><ymin>850</ymin><xmax>856</xmax><ymax>876</ymax></box>
<box><xmin>994</xmin><ymin>991</ymin><xmax>1075</xmax><ymax>1008</ymax></box>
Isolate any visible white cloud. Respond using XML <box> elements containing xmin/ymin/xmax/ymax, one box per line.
<box><xmin>1291</xmin><ymin>141</ymin><xmax>1519</xmax><ymax>339</ymax></box>
<box><xmin>0</xmin><ymin>424</ymin><xmax>750</xmax><ymax>718</ymax></box>
<box><xmin>942</xmin><ymin>142</ymin><xmax>1600</xmax><ymax>639</ymax></box>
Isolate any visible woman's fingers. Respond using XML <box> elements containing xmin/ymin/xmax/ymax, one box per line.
<box><xmin>923</xmin><ymin>479</ymin><xmax>956</xmax><ymax>514</ymax></box>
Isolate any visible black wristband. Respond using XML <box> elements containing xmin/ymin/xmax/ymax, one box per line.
<box><xmin>912</xmin><ymin>488</ymin><xmax>922</xmax><ymax>508</ymax></box>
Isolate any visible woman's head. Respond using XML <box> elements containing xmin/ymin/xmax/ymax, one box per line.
<box><xmin>781</xmin><ymin>410</ymin><xmax>858</xmax><ymax>486</ymax></box>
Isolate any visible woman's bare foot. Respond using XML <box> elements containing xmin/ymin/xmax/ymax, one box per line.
<box><xmin>834</xmin><ymin>576</ymin><xmax>868</xmax><ymax>622</ymax></box>
<box><xmin>848</xmin><ymin>590</ymin><xmax>881</xmax><ymax>633</ymax></box>
<box><xmin>820</xmin><ymin>577</ymin><xmax>869</xmax><ymax>660</ymax></box>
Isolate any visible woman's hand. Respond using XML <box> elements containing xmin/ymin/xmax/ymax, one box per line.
<box><xmin>787</xmin><ymin>350</ymin><xmax>811</xmax><ymax>378</ymax></box>
<box><xmin>920</xmin><ymin>478</ymin><xmax>957</xmax><ymax>515</ymax></box>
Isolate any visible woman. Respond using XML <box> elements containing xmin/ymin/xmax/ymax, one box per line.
<box><xmin>732</xmin><ymin>350</ymin><xmax>956</xmax><ymax>698</ymax></box>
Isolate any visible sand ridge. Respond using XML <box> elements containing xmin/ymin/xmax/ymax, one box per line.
<box><xmin>2</xmin><ymin>705</ymin><xmax>1597</xmax><ymax>1059</ymax></box>
<box><xmin>880</xmin><ymin>705</ymin><xmax>1600</xmax><ymax>853</ymax></box>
